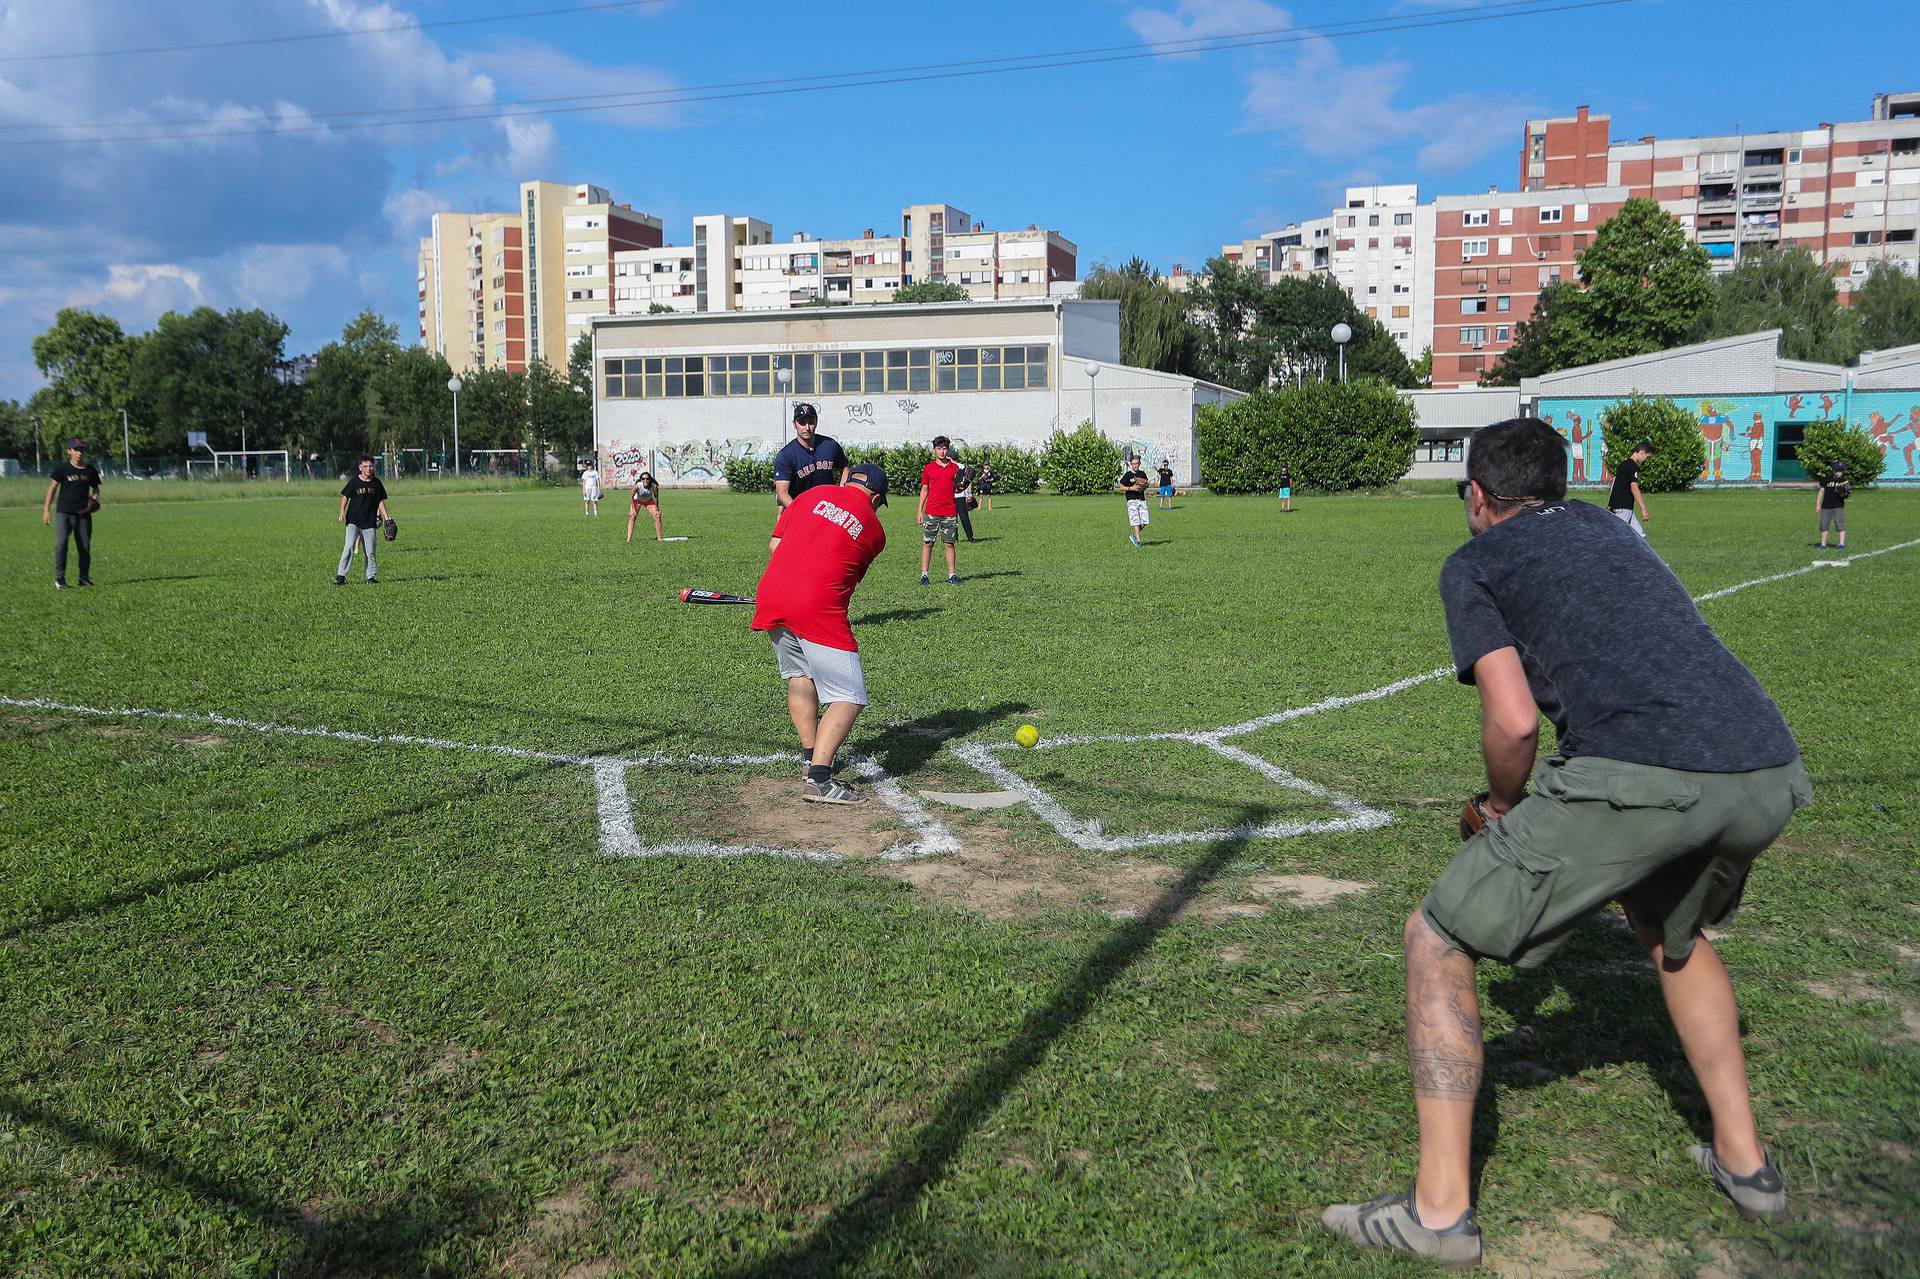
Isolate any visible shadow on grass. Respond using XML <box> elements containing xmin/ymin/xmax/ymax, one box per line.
<box><xmin>861</xmin><ymin>702</ymin><xmax>1028</xmax><ymax>779</ymax></box>
<box><xmin>851</xmin><ymin>607</ymin><xmax>940</xmax><ymax>627</ymax></box>
<box><xmin>0</xmin><ymin>1094</ymin><xmax>506</xmax><ymax>1275</ymax></box>
<box><xmin>0</xmin><ymin>736</ymin><xmax>659</xmax><ymax>943</ymax></box>
<box><xmin>955</xmin><ymin>569</ymin><xmax>1024</xmax><ymax>582</ymax></box>
<box><xmin>721</xmin><ymin>810</ymin><xmax>1261</xmax><ymax>1278</ymax></box>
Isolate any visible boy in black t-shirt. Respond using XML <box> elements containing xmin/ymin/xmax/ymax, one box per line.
<box><xmin>1814</xmin><ymin>461</ymin><xmax>1849</xmax><ymax>550</ymax></box>
<box><xmin>336</xmin><ymin>455</ymin><xmax>390</xmax><ymax>584</ymax></box>
<box><xmin>1607</xmin><ymin>440</ymin><xmax>1653</xmax><ymax>536</ymax></box>
<box><xmin>42</xmin><ymin>438</ymin><xmax>102</xmax><ymax>589</ymax></box>
<box><xmin>1119</xmin><ymin>454</ymin><xmax>1151</xmax><ymax>547</ymax></box>
<box><xmin>1156</xmin><ymin>460</ymin><xmax>1175</xmax><ymax>509</ymax></box>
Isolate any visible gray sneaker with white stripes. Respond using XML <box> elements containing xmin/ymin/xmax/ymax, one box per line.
<box><xmin>803</xmin><ymin>775</ymin><xmax>866</xmax><ymax>805</ymax></box>
<box><xmin>1320</xmin><ymin>1184</ymin><xmax>1482</xmax><ymax>1268</ymax></box>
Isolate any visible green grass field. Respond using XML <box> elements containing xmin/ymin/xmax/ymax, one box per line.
<box><xmin>2</xmin><ymin>481</ymin><xmax>1915</xmax><ymax>1278</ymax></box>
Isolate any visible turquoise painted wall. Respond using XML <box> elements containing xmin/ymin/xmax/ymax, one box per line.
<box><xmin>1537</xmin><ymin>389</ymin><xmax>1920</xmax><ymax>485</ymax></box>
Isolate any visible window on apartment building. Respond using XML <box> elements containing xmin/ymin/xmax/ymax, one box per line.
<box><xmin>493</xmin><ymin>252</ymin><xmax>504</xmax><ymax>267</ymax></box>
<box><xmin>1543</xmin><ymin>267</ymin><xmax>1563</xmax><ymax>284</ymax></box>
<box><xmin>1394</xmin><ymin>283</ymin><xmax>1410</xmax><ymax>293</ymax></box>
<box><xmin>1573</xmin><ymin>235</ymin><xmax>1589</xmax><ymax>251</ymax></box>
<box><xmin>1394</xmin><ymin>236</ymin><xmax>1413</xmax><ymax>250</ymax></box>
<box><xmin>1461</xmin><ymin>268</ymin><xmax>1487</xmax><ymax>286</ymax></box>
<box><xmin>1462</xmin><ymin>355</ymin><xmax>1486</xmax><ymax>374</ymax></box>
<box><xmin>1574</xmin><ymin>203</ymin><xmax>1590</xmax><ymax>221</ymax></box>
<box><xmin>1889</xmin><ymin>229</ymin><xmax>1917</xmax><ymax>243</ymax></box>
<box><xmin>1496</xmin><ymin>295</ymin><xmax>1512</xmax><ymax>311</ymax></box>
<box><xmin>1538</xmin><ymin>235</ymin><xmax>1562</xmax><ymax>252</ymax></box>
<box><xmin>1368</xmin><ymin>214</ymin><xmax>1380</xmax><ymax>226</ymax></box>
<box><xmin>1395</xmin><ymin>212</ymin><xmax>1413</xmax><ymax>225</ymax></box>
<box><xmin>1392</xmin><ymin>305</ymin><xmax>1411</xmax><ymax>318</ymax></box>
<box><xmin>1786</xmin><ymin>148</ymin><xmax>1802</xmax><ymax>164</ymax></box>
<box><xmin>1540</xmin><ymin>207</ymin><xmax>1563</xmax><ymax>223</ymax></box>
<box><xmin>1340</xmin><ymin>215</ymin><xmax>1355</xmax><ymax>227</ymax></box>
<box><xmin>1496</xmin><ymin>266</ymin><xmax>1513</xmax><ymax>285</ymax></box>
<box><xmin>1462</xmin><ymin>298</ymin><xmax>1487</xmax><ymax>314</ymax></box>
<box><xmin>1894</xmin><ymin>137</ymin><xmax>1920</xmax><ymax>155</ymax></box>
<box><xmin>1495</xmin><ymin>326</ymin><xmax>1512</xmax><ymax>342</ymax></box>
<box><xmin>1463</xmin><ymin>211</ymin><xmax>1490</xmax><ymax>227</ymax></box>
<box><xmin>1498</xmin><ymin>208</ymin><xmax>1514</xmax><ymax>226</ymax></box>
<box><xmin>1463</xmin><ymin>239</ymin><xmax>1489</xmax><ymax>257</ymax></box>
<box><xmin>1853</xmin><ymin>231</ymin><xmax>1883</xmax><ymax>246</ymax></box>
<box><xmin>1368</xmin><ymin>285</ymin><xmax>1378</xmax><ymax>294</ymax></box>
<box><xmin>1368</xmin><ymin>239</ymin><xmax>1380</xmax><ymax>249</ymax></box>
<box><xmin>1462</xmin><ymin>327</ymin><xmax>1488</xmax><ymax>346</ymax></box>
<box><xmin>1498</xmin><ymin>237</ymin><xmax>1514</xmax><ymax>255</ymax></box>
<box><xmin>1336</xmin><ymin>239</ymin><xmax>1355</xmax><ymax>251</ymax></box>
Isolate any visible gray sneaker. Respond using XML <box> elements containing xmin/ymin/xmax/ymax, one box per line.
<box><xmin>1690</xmin><ymin>1144</ymin><xmax>1786</xmax><ymax>1221</ymax></box>
<box><xmin>1321</xmin><ymin>1184</ymin><xmax>1481</xmax><ymax>1268</ymax></box>
<box><xmin>803</xmin><ymin>776</ymin><xmax>866</xmax><ymax>806</ymax></box>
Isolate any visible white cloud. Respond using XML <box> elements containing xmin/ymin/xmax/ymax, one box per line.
<box><xmin>467</xmin><ymin>39</ymin><xmax>681</xmax><ymax>130</ymax></box>
<box><xmin>1127</xmin><ymin>0</ymin><xmax>1293</xmax><ymax>50</ymax></box>
<box><xmin>1240</xmin><ymin>35</ymin><xmax>1533</xmax><ymax>173</ymax></box>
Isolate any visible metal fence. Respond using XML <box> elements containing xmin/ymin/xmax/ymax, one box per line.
<box><xmin>4</xmin><ymin>447</ymin><xmax>552</xmax><ymax>482</ymax></box>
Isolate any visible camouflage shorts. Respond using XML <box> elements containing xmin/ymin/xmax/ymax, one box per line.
<box><xmin>922</xmin><ymin>514</ymin><xmax>960</xmax><ymax>544</ymax></box>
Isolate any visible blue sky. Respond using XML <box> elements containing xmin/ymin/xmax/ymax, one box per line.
<box><xmin>2</xmin><ymin>0</ymin><xmax>1915</xmax><ymax>399</ymax></box>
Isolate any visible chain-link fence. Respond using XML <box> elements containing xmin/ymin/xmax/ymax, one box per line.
<box><xmin>4</xmin><ymin>447</ymin><xmax>555</xmax><ymax>482</ymax></box>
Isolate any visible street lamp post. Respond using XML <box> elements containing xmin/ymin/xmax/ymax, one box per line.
<box><xmin>1085</xmin><ymin>362</ymin><xmax>1101</xmax><ymax>433</ymax></box>
<box><xmin>1331</xmin><ymin>322</ymin><xmax>1353</xmax><ymax>384</ymax></box>
<box><xmin>776</xmin><ymin>364</ymin><xmax>793</xmax><ymax>443</ymax></box>
<box><xmin>119</xmin><ymin>408</ymin><xmax>131</xmax><ymax>477</ymax></box>
<box><xmin>448</xmin><ymin>375</ymin><xmax>464</xmax><ymax>476</ymax></box>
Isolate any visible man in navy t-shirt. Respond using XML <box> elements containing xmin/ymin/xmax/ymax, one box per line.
<box><xmin>772</xmin><ymin>402</ymin><xmax>847</xmax><ymax>509</ymax></box>
<box><xmin>1323</xmin><ymin>418</ymin><xmax>1808</xmax><ymax>1266</ymax></box>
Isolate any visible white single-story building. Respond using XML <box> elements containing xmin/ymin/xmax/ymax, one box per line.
<box><xmin>589</xmin><ymin>298</ymin><xmax>1242</xmax><ymax>486</ymax></box>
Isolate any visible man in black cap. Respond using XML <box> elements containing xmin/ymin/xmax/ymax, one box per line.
<box><xmin>751</xmin><ymin>463</ymin><xmax>889</xmax><ymax>805</ymax></box>
<box><xmin>771</xmin><ymin>402</ymin><xmax>848</xmax><ymax>510</ymax></box>
<box><xmin>1607</xmin><ymin>439</ymin><xmax>1654</xmax><ymax>537</ymax></box>
<box><xmin>42</xmin><ymin>438</ymin><xmax>101</xmax><ymax>589</ymax></box>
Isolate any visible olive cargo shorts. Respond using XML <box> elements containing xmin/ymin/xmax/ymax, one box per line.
<box><xmin>1422</xmin><ymin>753</ymin><xmax>1813</xmax><ymax>967</ymax></box>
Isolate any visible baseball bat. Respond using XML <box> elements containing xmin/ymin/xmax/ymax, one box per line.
<box><xmin>681</xmin><ymin>588</ymin><xmax>754</xmax><ymax>605</ymax></box>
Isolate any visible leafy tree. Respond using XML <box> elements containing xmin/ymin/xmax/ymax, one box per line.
<box><xmin>892</xmin><ymin>280</ymin><xmax>971</xmax><ymax>303</ymax></box>
<box><xmin>369</xmin><ymin>346</ymin><xmax>454</xmax><ymax>451</ymax></box>
<box><xmin>647</xmin><ymin>302</ymin><xmax>677</xmax><ymax>315</ymax></box>
<box><xmin>526</xmin><ymin>358</ymin><xmax>588</xmax><ymax>452</ymax></box>
<box><xmin>1196</xmin><ymin>379</ymin><xmax>1417</xmax><ymax>492</ymax></box>
<box><xmin>1597</xmin><ymin>394</ymin><xmax>1706</xmax><ymax>492</ymax></box>
<box><xmin>0</xmin><ymin>398</ymin><xmax>34</xmax><ymax>460</ymax></box>
<box><xmin>1852</xmin><ymin>262</ymin><xmax>1920</xmax><ymax>352</ymax></box>
<box><xmin>568</xmin><ymin>332</ymin><xmax>596</xmax><ymax>398</ymax></box>
<box><xmin>128</xmin><ymin>307</ymin><xmax>291</xmax><ymax>453</ymax></box>
<box><xmin>1691</xmin><ymin>246</ymin><xmax>1862</xmax><ymax>362</ymax></box>
<box><xmin>453</xmin><ymin>365</ymin><xmax>528</xmax><ymax>449</ymax></box>
<box><xmin>30</xmin><ymin>308</ymin><xmax>136</xmax><ymax>452</ymax></box>
<box><xmin>299</xmin><ymin>311</ymin><xmax>402</xmax><ymax>453</ymax></box>
<box><xmin>1185</xmin><ymin>256</ymin><xmax>1269</xmax><ymax>390</ymax></box>
<box><xmin>1078</xmin><ymin>260</ymin><xmax>1199</xmax><ymax>376</ymax></box>
<box><xmin>1484</xmin><ymin>199</ymin><xmax>1711</xmax><ymax>383</ymax></box>
<box><xmin>1796</xmin><ymin>419</ymin><xmax>1884</xmax><ymax>487</ymax></box>
<box><xmin>1411</xmin><ymin>346</ymin><xmax>1433</xmax><ymax>388</ymax></box>
<box><xmin>1038</xmin><ymin>422</ymin><xmax>1123</xmax><ymax>494</ymax></box>
<box><xmin>1187</xmin><ymin>261</ymin><xmax>1415</xmax><ymax>390</ymax></box>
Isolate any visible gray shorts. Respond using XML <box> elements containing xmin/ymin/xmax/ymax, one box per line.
<box><xmin>1819</xmin><ymin>507</ymin><xmax>1846</xmax><ymax>533</ymax></box>
<box><xmin>923</xmin><ymin>514</ymin><xmax>960</xmax><ymax>545</ymax></box>
<box><xmin>1611</xmin><ymin>507</ymin><xmax>1645</xmax><ymax>537</ymax></box>
<box><xmin>769</xmin><ymin>628</ymin><xmax>868</xmax><ymax>705</ymax></box>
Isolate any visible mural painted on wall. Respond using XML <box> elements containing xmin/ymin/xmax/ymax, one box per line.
<box><xmin>1540</xmin><ymin>389</ymin><xmax>1920</xmax><ymax>485</ymax></box>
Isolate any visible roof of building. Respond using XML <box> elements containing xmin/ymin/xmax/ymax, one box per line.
<box><xmin>591</xmin><ymin>297</ymin><xmax>1108</xmax><ymax>330</ymax></box>
<box><xmin>1520</xmin><ymin>330</ymin><xmax>1849</xmax><ymax>397</ymax></box>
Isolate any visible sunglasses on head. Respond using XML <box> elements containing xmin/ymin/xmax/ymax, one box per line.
<box><xmin>1457</xmin><ymin>478</ymin><xmax>1538</xmax><ymax>504</ymax></box>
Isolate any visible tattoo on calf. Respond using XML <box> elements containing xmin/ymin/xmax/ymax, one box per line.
<box><xmin>1410</xmin><ymin>1052</ymin><xmax>1484</xmax><ymax>1099</ymax></box>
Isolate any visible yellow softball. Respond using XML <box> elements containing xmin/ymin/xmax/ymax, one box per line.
<box><xmin>1014</xmin><ymin>724</ymin><xmax>1040</xmax><ymax>749</ymax></box>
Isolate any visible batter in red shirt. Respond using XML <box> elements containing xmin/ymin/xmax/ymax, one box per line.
<box><xmin>752</xmin><ymin>463</ymin><xmax>889</xmax><ymax>804</ymax></box>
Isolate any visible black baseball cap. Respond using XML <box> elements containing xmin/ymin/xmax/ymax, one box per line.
<box><xmin>847</xmin><ymin>462</ymin><xmax>888</xmax><ymax>505</ymax></box>
<box><xmin>792</xmin><ymin>401</ymin><xmax>817</xmax><ymax>424</ymax></box>
<box><xmin>67</xmin><ymin>437</ymin><xmax>85</xmax><ymax>450</ymax></box>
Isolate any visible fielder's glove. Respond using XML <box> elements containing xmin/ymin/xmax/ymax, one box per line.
<box><xmin>382</xmin><ymin>516</ymin><xmax>397</xmax><ymax>542</ymax></box>
<box><xmin>83</xmin><ymin>496</ymin><xmax>102</xmax><ymax>514</ymax></box>
<box><xmin>1459</xmin><ymin>793</ymin><xmax>1496</xmax><ymax>841</ymax></box>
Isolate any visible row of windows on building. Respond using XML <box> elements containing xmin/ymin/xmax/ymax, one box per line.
<box><xmin>603</xmin><ymin>345</ymin><xmax>1054</xmax><ymax>400</ymax></box>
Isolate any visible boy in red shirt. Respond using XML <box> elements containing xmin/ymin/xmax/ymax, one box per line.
<box><xmin>917</xmin><ymin>434</ymin><xmax>962</xmax><ymax>585</ymax></box>
<box><xmin>752</xmin><ymin>463</ymin><xmax>890</xmax><ymax>804</ymax></box>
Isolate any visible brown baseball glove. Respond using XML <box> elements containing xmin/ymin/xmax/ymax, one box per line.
<box><xmin>1459</xmin><ymin>792</ymin><xmax>1496</xmax><ymax>841</ymax></box>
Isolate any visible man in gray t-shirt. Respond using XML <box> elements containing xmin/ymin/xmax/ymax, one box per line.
<box><xmin>1322</xmin><ymin>418</ymin><xmax>1810</xmax><ymax>1267</ymax></box>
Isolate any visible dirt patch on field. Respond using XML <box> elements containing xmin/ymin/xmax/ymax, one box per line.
<box><xmin>704</xmin><ymin>777</ymin><xmax>916</xmax><ymax>858</ymax></box>
<box><xmin>874</xmin><ymin>827</ymin><xmax>1375</xmax><ymax>924</ymax></box>
<box><xmin>172</xmin><ymin>733</ymin><xmax>229</xmax><ymax>748</ymax></box>
<box><xmin>97</xmin><ymin>724</ymin><xmax>140</xmax><ymax>739</ymax></box>
<box><xmin>1490</xmin><ymin>1211</ymin><xmax>1618</xmax><ymax>1276</ymax></box>
<box><xmin>499</xmin><ymin>1184</ymin><xmax>595</xmax><ymax>1275</ymax></box>
<box><xmin>1803</xmin><ymin>974</ymin><xmax>1920</xmax><ymax>1042</ymax></box>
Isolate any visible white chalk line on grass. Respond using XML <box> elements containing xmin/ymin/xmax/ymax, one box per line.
<box><xmin>949</xmin><ymin>536</ymin><xmax>1920</xmax><ymax>853</ymax></box>
<box><xmin>0</xmin><ymin>695</ymin><xmax>957</xmax><ymax>865</ymax></box>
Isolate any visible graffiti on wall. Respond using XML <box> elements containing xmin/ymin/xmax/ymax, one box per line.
<box><xmin>1540</xmin><ymin>390</ymin><xmax>1920</xmax><ymax>485</ymax></box>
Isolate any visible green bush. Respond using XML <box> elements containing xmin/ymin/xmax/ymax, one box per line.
<box><xmin>1195</xmin><ymin>378</ymin><xmax>1417</xmax><ymax>493</ymax></box>
<box><xmin>844</xmin><ymin>442</ymin><xmax>933</xmax><ymax>498</ymax></box>
<box><xmin>1795</xmin><ymin>419</ymin><xmax>1884</xmax><ymax>487</ymax></box>
<box><xmin>723</xmin><ymin>456</ymin><xmax>774</xmax><ymax>493</ymax></box>
<box><xmin>965</xmin><ymin>444</ymin><xmax>1040</xmax><ymax>494</ymax></box>
<box><xmin>1039</xmin><ymin>422</ymin><xmax>1124</xmax><ymax>495</ymax></box>
<box><xmin>1597</xmin><ymin>394</ymin><xmax>1707</xmax><ymax>492</ymax></box>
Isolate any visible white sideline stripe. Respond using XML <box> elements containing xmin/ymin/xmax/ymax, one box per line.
<box><xmin>2</xmin><ymin>696</ymin><xmax>949</xmax><ymax>865</ymax></box>
<box><xmin>950</xmin><ymin>533</ymin><xmax>1920</xmax><ymax>852</ymax></box>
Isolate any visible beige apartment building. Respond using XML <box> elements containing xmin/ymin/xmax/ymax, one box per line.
<box><xmin>418</xmin><ymin>211</ymin><xmax>521</xmax><ymax>373</ymax></box>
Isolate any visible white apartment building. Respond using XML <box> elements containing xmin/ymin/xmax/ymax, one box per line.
<box><xmin>1326</xmin><ymin>185</ymin><xmax>1435</xmax><ymax>362</ymax></box>
<box><xmin>523</xmin><ymin>180</ymin><xmax>664</xmax><ymax>368</ymax></box>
